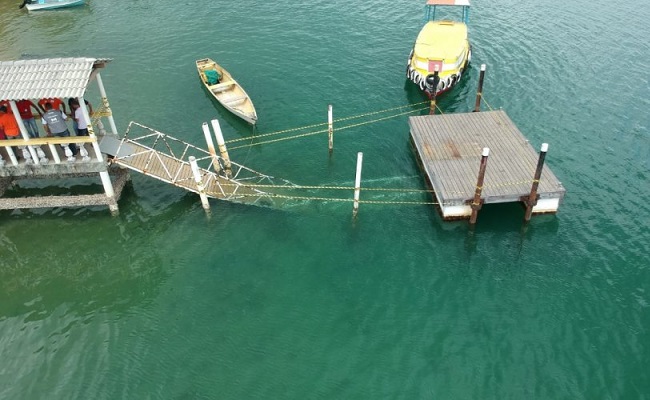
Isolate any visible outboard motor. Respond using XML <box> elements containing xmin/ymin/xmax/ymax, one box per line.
<box><xmin>425</xmin><ymin>72</ymin><xmax>440</xmax><ymax>98</ymax></box>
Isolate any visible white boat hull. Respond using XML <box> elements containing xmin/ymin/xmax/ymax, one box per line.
<box><xmin>25</xmin><ymin>0</ymin><xmax>84</xmax><ymax>11</ymax></box>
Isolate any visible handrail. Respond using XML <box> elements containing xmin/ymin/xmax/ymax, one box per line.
<box><xmin>0</xmin><ymin>136</ymin><xmax>97</xmax><ymax>147</ymax></box>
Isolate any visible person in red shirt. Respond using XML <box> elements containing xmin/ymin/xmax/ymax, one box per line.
<box><xmin>16</xmin><ymin>99</ymin><xmax>43</xmax><ymax>138</ymax></box>
<box><xmin>0</xmin><ymin>100</ymin><xmax>12</xmax><ymax>114</ymax></box>
<box><xmin>0</xmin><ymin>105</ymin><xmax>21</xmax><ymax>138</ymax></box>
<box><xmin>38</xmin><ymin>98</ymin><xmax>67</xmax><ymax>115</ymax></box>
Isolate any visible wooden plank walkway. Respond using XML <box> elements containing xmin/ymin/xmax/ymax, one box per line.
<box><xmin>111</xmin><ymin>140</ymin><xmax>271</xmax><ymax>205</ymax></box>
<box><xmin>409</xmin><ymin>110</ymin><xmax>565</xmax><ymax>219</ymax></box>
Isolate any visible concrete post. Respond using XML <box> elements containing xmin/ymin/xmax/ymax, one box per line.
<box><xmin>353</xmin><ymin>152</ymin><xmax>363</xmax><ymax>218</ymax></box>
<box><xmin>189</xmin><ymin>156</ymin><xmax>211</xmax><ymax>212</ymax></box>
<box><xmin>202</xmin><ymin>122</ymin><xmax>221</xmax><ymax>173</ymax></box>
<box><xmin>96</xmin><ymin>73</ymin><xmax>119</xmax><ymax>136</ymax></box>
<box><xmin>328</xmin><ymin>104</ymin><xmax>333</xmax><ymax>153</ymax></box>
<box><xmin>9</xmin><ymin>101</ymin><xmax>39</xmax><ymax>165</ymax></box>
<box><xmin>210</xmin><ymin>119</ymin><xmax>232</xmax><ymax>177</ymax></box>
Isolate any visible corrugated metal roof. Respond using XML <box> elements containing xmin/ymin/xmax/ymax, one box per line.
<box><xmin>0</xmin><ymin>57</ymin><xmax>111</xmax><ymax>101</ymax></box>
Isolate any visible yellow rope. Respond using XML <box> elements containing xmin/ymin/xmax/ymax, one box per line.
<box><xmin>236</xmin><ymin>192</ymin><xmax>440</xmax><ymax>205</ymax></box>
<box><xmin>213</xmin><ymin>182</ymin><xmax>435</xmax><ymax>192</ymax></box>
<box><xmin>228</xmin><ymin>106</ymin><xmax>428</xmax><ymax>150</ymax></box>
<box><xmin>225</xmin><ymin>101</ymin><xmax>430</xmax><ymax>144</ymax></box>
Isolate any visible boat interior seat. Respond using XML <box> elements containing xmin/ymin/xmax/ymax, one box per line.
<box><xmin>210</xmin><ymin>81</ymin><xmax>235</xmax><ymax>93</ymax></box>
<box><xmin>224</xmin><ymin>96</ymin><xmax>247</xmax><ymax>106</ymax></box>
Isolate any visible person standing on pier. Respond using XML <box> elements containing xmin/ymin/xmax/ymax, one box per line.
<box><xmin>41</xmin><ymin>102</ymin><xmax>77</xmax><ymax>155</ymax></box>
<box><xmin>16</xmin><ymin>99</ymin><xmax>43</xmax><ymax>138</ymax></box>
<box><xmin>0</xmin><ymin>106</ymin><xmax>20</xmax><ymax>139</ymax></box>
<box><xmin>38</xmin><ymin>97</ymin><xmax>67</xmax><ymax>116</ymax></box>
<box><xmin>70</xmin><ymin>99</ymin><xmax>89</xmax><ymax>136</ymax></box>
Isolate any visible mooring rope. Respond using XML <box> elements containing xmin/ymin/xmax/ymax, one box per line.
<box><xmin>225</xmin><ymin>101</ymin><xmax>430</xmax><ymax>144</ymax></box>
<box><xmin>228</xmin><ymin>106</ymin><xmax>429</xmax><ymax>150</ymax></box>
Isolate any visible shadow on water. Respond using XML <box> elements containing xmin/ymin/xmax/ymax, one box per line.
<box><xmin>0</xmin><ymin>182</ymin><xmax>223</xmax><ymax>323</ymax></box>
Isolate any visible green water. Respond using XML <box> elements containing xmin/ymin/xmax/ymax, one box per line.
<box><xmin>1</xmin><ymin>0</ymin><xmax>649</xmax><ymax>398</ymax></box>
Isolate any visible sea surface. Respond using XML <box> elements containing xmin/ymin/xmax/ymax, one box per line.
<box><xmin>0</xmin><ymin>0</ymin><xmax>649</xmax><ymax>399</ymax></box>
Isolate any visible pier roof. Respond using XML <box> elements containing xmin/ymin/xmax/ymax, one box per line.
<box><xmin>0</xmin><ymin>57</ymin><xmax>110</xmax><ymax>101</ymax></box>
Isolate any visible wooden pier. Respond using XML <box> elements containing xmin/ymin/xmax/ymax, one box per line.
<box><xmin>409</xmin><ymin>109</ymin><xmax>565</xmax><ymax>221</ymax></box>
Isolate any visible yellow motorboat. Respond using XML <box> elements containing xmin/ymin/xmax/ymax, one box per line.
<box><xmin>406</xmin><ymin>0</ymin><xmax>472</xmax><ymax>95</ymax></box>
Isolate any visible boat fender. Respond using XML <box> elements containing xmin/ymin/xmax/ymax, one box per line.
<box><xmin>419</xmin><ymin>79</ymin><xmax>426</xmax><ymax>91</ymax></box>
<box><xmin>406</xmin><ymin>65</ymin><xmax>412</xmax><ymax>78</ymax></box>
<box><xmin>439</xmin><ymin>79</ymin><xmax>446</xmax><ymax>91</ymax></box>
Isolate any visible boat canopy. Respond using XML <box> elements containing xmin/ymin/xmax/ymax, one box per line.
<box><xmin>424</xmin><ymin>0</ymin><xmax>470</xmax><ymax>24</ymax></box>
<box><xmin>414</xmin><ymin>21</ymin><xmax>468</xmax><ymax>62</ymax></box>
<box><xmin>0</xmin><ymin>57</ymin><xmax>109</xmax><ymax>101</ymax></box>
<box><xmin>426</xmin><ymin>0</ymin><xmax>470</xmax><ymax>6</ymax></box>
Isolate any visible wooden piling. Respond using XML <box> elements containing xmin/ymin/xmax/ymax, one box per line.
<box><xmin>469</xmin><ymin>147</ymin><xmax>490</xmax><ymax>224</ymax></box>
<box><xmin>210</xmin><ymin>119</ymin><xmax>232</xmax><ymax>177</ymax></box>
<box><xmin>473</xmin><ymin>64</ymin><xmax>486</xmax><ymax>112</ymax></box>
<box><xmin>189</xmin><ymin>156</ymin><xmax>211</xmax><ymax>212</ymax></box>
<box><xmin>352</xmin><ymin>152</ymin><xmax>363</xmax><ymax>218</ymax></box>
<box><xmin>202</xmin><ymin>122</ymin><xmax>221</xmax><ymax>173</ymax></box>
<box><xmin>524</xmin><ymin>143</ymin><xmax>548</xmax><ymax>222</ymax></box>
<box><xmin>328</xmin><ymin>104</ymin><xmax>333</xmax><ymax>153</ymax></box>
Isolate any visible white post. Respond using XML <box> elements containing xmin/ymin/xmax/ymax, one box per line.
<box><xmin>328</xmin><ymin>104</ymin><xmax>333</xmax><ymax>153</ymax></box>
<box><xmin>9</xmin><ymin>101</ymin><xmax>39</xmax><ymax>165</ymax></box>
<box><xmin>202</xmin><ymin>122</ymin><xmax>221</xmax><ymax>173</ymax></box>
<box><xmin>352</xmin><ymin>152</ymin><xmax>363</xmax><ymax>218</ymax></box>
<box><xmin>189</xmin><ymin>156</ymin><xmax>211</xmax><ymax>212</ymax></box>
<box><xmin>4</xmin><ymin>147</ymin><xmax>19</xmax><ymax>166</ymax></box>
<box><xmin>210</xmin><ymin>119</ymin><xmax>232</xmax><ymax>177</ymax></box>
<box><xmin>80</xmin><ymin>97</ymin><xmax>116</xmax><ymax>205</ymax></box>
<box><xmin>96</xmin><ymin>73</ymin><xmax>119</xmax><ymax>136</ymax></box>
<box><xmin>48</xmin><ymin>144</ymin><xmax>61</xmax><ymax>164</ymax></box>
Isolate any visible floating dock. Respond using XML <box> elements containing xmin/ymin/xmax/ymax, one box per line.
<box><xmin>409</xmin><ymin>109</ymin><xmax>565</xmax><ymax>220</ymax></box>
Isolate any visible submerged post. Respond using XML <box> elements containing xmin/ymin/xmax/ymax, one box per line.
<box><xmin>202</xmin><ymin>122</ymin><xmax>221</xmax><ymax>173</ymax></box>
<box><xmin>210</xmin><ymin>119</ymin><xmax>232</xmax><ymax>177</ymax></box>
<box><xmin>328</xmin><ymin>104</ymin><xmax>333</xmax><ymax>153</ymax></box>
<box><xmin>352</xmin><ymin>152</ymin><xmax>363</xmax><ymax>218</ymax></box>
<box><xmin>524</xmin><ymin>143</ymin><xmax>548</xmax><ymax>222</ymax></box>
<box><xmin>469</xmin><ymin>147</ymin><xmax>490</xmax><ymax>224</ymax></box>
<box><xmin>189</xmin><ymin>156</ymin><xmax>211</xmax><ymax>212</ymax></box>
<box><xmin>474</xmin><ymin>64</ymin><xmax>486</xmax><ymax>112</ymax></box>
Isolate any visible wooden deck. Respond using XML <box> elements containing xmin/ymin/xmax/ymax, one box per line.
<box><xmin>409</xmin><ymin>110</ymin><xmax>565</xmax><ymax>220</ymax></box>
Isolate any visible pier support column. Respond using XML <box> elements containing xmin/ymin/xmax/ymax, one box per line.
<box><xmin>9</xmin><ymin>101</ymin><xmax>40</xmax><ymax>165</ymax></box>
<box><xmin>328</xmin><ymin>104</ymin><xmax>334</xmax><ymax>153</ymax></box>
<box><xmin>469</xmin><ymin>147</ymin><xmax>489</xmax><ymax>224</ymax></box>
<box><xmin>210</xmin><ymin>119</ymin><xmax>232</xmax><ymax>177</ymax></box>
<box><xmin>473</xmin><ymin>64</ymin><xmax>486</xmax><ymax>112</ymax></box>
<box><xmin>202</xmin><ymin>122</ymin><xmax>221</xmax><ymax>174</ymax></box>
<box><xmin>96</xmin><ymin>73</ymin><xmax>119</xmax><ymax>136</ymax></box>
<box><xmin>523</xmin><ymin>143</ymin><xmax>548</xmax><ymax>222</ymax></box>
<box><xmin>80</xmin><ymin>97</ymin><xmax>117</xmax><ymax>213</ymax></box>
<box><xmin>352</xmin><ymin>152</ymin><xmax>363</xmax><ymax>218</ymax></box>
<box><xmin>189</xmin><ymin>156</ymin><xmax>211</xmax><ymax>213</ymax></box>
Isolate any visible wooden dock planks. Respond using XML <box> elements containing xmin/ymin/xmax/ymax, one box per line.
<box><xmin>114</xmin><ymin>140</ymin><xmax>266</xmax><ymax>203</ymax></box>
<box><xmin>410</xmin><ymin>110</ymin><xmax>565</xmax><ymax>219</ymax></box>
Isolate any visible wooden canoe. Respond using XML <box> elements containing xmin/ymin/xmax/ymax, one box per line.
<box><xmin>25</xmin><ymin>0</ymin><xmax>85</xmax><ymax>11</ymax></box>
<box><xmin>196</xmin><ymin>58</ymin><xmax>257</xmax><ymax>125</ymax></box>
